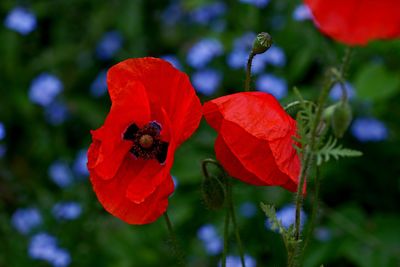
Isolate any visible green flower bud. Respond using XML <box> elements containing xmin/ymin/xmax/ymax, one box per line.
<box><xmin>252</xmin><ymin>32</ymin><xmax>273</xmax><ymax>55</ymax></box>
<box><xmin>331</xmin><ymin>101</ymin><xmax>352</xmax><ymax>138</ymax></box>
<box><xmin>201</xmin><ymin>176</ymin><xmax>226</xmax><ymax>210</ymax></box>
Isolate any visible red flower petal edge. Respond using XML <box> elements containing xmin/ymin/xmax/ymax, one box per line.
<box><xmin>203</xmin><ymin>92</ymin><xmax>302</xmax><ymax>192</ymax></box>
<box><xmin>305</xmin><ymin>0</ymin><xmax>400</xmax><ymax>45</ymax></box>
<box><xmin>88</xmin><ymin>57</ymin><xmax>202</xmax><ymax>224</ymax></box>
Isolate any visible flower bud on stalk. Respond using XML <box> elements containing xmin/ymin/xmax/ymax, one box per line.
<box><xmin>201</xmin><ymin>176</ymin><xmax>226</xmax><ymax>210</ymax></box>
<box><xmin>252</xmin><ymin>32</ymin><xmax>273</xmax><ymax>55</ymax></box>
<box><xmin>331</xmin><ymin>101</ymin><xmax>352</xmax><ymax>138</ymax></box>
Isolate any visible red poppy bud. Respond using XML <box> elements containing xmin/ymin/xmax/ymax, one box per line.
<box><xmin>305</xmin><ymin>0</ymin><xmax>400</xmax><ymax>45</ymax></box>
<box><xmin>87</xmin><ymin>58</ymin><xmax>202</xmax><ymax>224</ymax></box>
<box><xmin>203</xmin><ymin>92</ymin><xmax>302</xmax><ymax>192</ymax></box>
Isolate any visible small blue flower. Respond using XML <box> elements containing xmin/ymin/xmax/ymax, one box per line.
<box><xmin>0</xmin><ymin>122</ymin><xmax>5</xmax><ymax>140</ymax></box>
<box><xmin>28</xmin><ymin>232</ymin><xmax>71</xmax><ymax>267</ymax></box>
<box><xmin>266</xmin><ymin>204</ymin><xmax>306</xmax><ymax>231</ymax></box>
<box><xmin>73</xmin><ymin>149</ymin><xmax>89</xmax><ymax>177</ymax></box>
<box><xmin>233</xmin><ymin>32</ymin><xmax>256</xmax><ymax>51</ymax></box>
<box><xmin>161</xmin><ymin>2</ymin><xmax>183</xmax><ymax>26</ymax></box>
<box><xmin>45</xmin><ymin>102</ymin><xmax>68</xmax><ymax>125</ymax></box>
<box><xmin>314</xmin><ymin>227</ymin><xmax>332</xmax><ymax>242</ymax></box>
<box><xmin>48</xmin><ymin>161</ymin><xmax>74</xmax><ymax>188</ymax></box>
<box><xmin>192</xmin><ymin>69</ymin><xmax>222</xmax><ymax>96</ymax></box>
<box><xmin>197</xmin><ymin>224</ymin><xmax>223</xmax><ymax>255</ymax></box>
<box><xmin>186</xmin><ymin>38</ymin><xmax>223</xmax><ymax>69</ymax></box>
<box><xmin>239</xmin><ymin>0</ymin><xmax>270</xmax><ymax>8</ymax></box>
<box><xmin>0</xmin><ymin>145</ymin><xmax>6</xmax><ymax>157</ymax></box>
<box><xmin>161</xmin><ymin>55</ymin><xmax>182</xmax><ymax>70</ymax></box>
<box><xmin>256</xmin><ymin>74</ymin><xmax>288</xmax><ymax>99</ymax></box>
<box><xmin>351</xmin><ymin>117</ymin><xmax>388</xmax><ymax>142</ymax></box>
<box><xmin>220</xmin><ymin>254</ymin><xmax>257</xmax><ymax>267</ymax></box>
<box><xmin>90</xmin><ymin>70</ymin><xmax>108</xmax><ymax>97</ymax></box>
<box><xmin>4</xmin><ymin>7</ymin><xmax>37</xmax><ymax>35</ymax></box>
<box><xmin>239</xmin><ymin>202</ymin><xmax>257</xmax><ymax>218</ymax></box>
<box><xmin>293</xmin><ymin>4</ymin><xmax>313</xmax><ymax>21</ymax></box>
<box><xmin>260</xmin><ymin>46</ymin><xmax>286</xmax><ymax>67</ymax></box>
<box><xmin>227</xmin><ymin>49</ymin><xmax>248</xmax><ymax>69</ymax></box>
<box><xmin>52</xmin><ymin>202</ymin><xmax>82</xmax><ymax>221</ymax></box>
<box><xmin>29</xmin><ymin>73</ymin><xmax>63</xmax><ymax>107</ymax></box>
<box><xmin>189</xmin><ymin>2</ymin><xmax>226</xmax><ymax>25</ymax></box>
<box><xmin>96</xmin><ymin>31</ymin><xmax>123</xmax><ymax>60</ymax></box>
<box><xmin>11</xmin><ymin>208</ymin><xmax>42</xmax><ymax>234</ymax></box>
<box><xmin>329</xmin><ymin>82</ymin><xmax>356</xmax><ymax>101</ymax></box>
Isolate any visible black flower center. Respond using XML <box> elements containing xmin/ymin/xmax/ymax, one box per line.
<box><xmin>123</xmin><ymin>121</ymin><xmax>168</xmax><ymax>164</ymax></box>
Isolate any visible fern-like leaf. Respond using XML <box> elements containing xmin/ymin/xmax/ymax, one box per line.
<box><xmin>316</xmin><ymin>137</ymin><xmax>363</xmax><ymax>165</ymax></box>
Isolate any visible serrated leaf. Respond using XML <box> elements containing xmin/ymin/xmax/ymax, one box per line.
<box><xmin>316</xmin><ymin>137</ymin><xmax>363</xmax><ymax>165</ymax></box>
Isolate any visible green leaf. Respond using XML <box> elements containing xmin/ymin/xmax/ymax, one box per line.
<box><xmin>316</xmin><ymin>137</ymin><xmax>363</xmax><ymax>165</ymax></box>
<box><xmin>354</xmin><ymin>64</ymin><xmax>400</xmax><ymax>101</ymax></box>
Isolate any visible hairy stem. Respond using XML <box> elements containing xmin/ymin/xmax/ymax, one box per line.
<box><xmin>163</xmin><ymin>212</ymin><xmax>186</xmax><ymax>267</ymax></box>
<box><xmin>222</xmin><ymin>197</ymin><xmax>230</xmax><ymax>267</ymax></box>
<box><xmin>245</xmin><ymin>52</ymin><xmax>255</xmax><ymax>92</ymax></box>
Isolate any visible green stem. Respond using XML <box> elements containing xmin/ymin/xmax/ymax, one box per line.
<box><xmin>163</xmin><ymin>212</ymin><xmax>186</xmax><ymax>267</ymax></box>
<box><xmin>245</xmin><ymin>52</ymin><xmax>255</xmax><ymax>92</ymax></box>
<box><xmin>302</xmin><ymin>166</ymin><xmax>321</xmax><ymax>252</ymax></box>
<box><xmin>222</xmin><ymin>199</ymin><xmax>230</xmax><ymax>267</ymax></box>
<box><xmin>227</xmin><ymin>181</ymin><xmax>246</xmax><ymax>267</ymax></box>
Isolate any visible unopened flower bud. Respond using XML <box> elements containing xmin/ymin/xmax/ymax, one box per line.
<box><xmin>201</xmin><ymin>176</ymin><xmax>226</xmax><ymax>210</ymax></box>
<box><xmin>252</xmin><ymin>32</ymin><xmax>273</xmax><ymax>55</ymax></box>
<box><xmin>331</xmin><ymin>101</ymin><xmax>352</xmax><ymax>138</ymax></box>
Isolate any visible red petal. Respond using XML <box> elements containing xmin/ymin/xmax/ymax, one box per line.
<box><xmin>107</xmin><ymin>57</ymin><xmax>202</xmax><ymax>146</ymax></box>
<box><xmin>91</xmin><ymin>81</ymin><xmax>151</xmax><ymax>180</ymax></box>
<box><xmin>305</xmin><ymin>0</ymin><xmax>400</xmax><ymax>45</ymax></box>
<box><xmin>203</xmin><ymin>92</ymin><xmax>300</xmax><ymax>192</ymax></box>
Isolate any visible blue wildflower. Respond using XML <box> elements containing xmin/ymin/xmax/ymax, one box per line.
<box><xmin>161</xmin><ymin>2</ymin><xmax>183</xmax><ymax>26</ymax></box>
<box><xmin>293</xmin><ymin>4</ymin><xmax>313</xmax><ymax>21</ymax></box>
<box><xmin>260</xmin><ymin>46</ymin><xmax>286</xmax><ymax>67</ymax></box>
<box><xmin>11</xmin><ymin>208</ymin><xmax>42</xmax><ymax>234</ymax></box>
<box><xmin>52</xmin><ymin>202</ymin><xmax>82</xmax><ymax>221</ymax></box>
<box><xmin>45</xmin><ymin>102</ymin><xmax>68</xmax><ymax>125</ymax></box>
<box><xmin>227</xmin><ymin>49</ymin><xmax>248</xmax><ymax>69</ymax></box>
<box><xmin>186</xmin><ymin>38</ymin><xmax>223</xmax><ymax>68</ymax></box>
<box><xmin>256</xmin><ymin>74</ymin><xmax>288</xmax><ymax>99</ymax></box>
<box><xmin>48</xmin><ymin>161</ymin><xmax>74</xmax><ymax>188</ymax></box>
<box><xmin>239</xmin><ymin>0</ymin><xmax>270</xmax><ymax>8</ymax></box>
<box><xmin>329</xmin><ymin>82</ymin><xmax>356</xmax><ymax>101</ymax></box>
<box><xmin>239</xmin><ymin>202</ymin><xmax>257</xmax><ymax>218</ymax></box>
<box><xmin>73</xmin><ymin>149</ymin><xmax>89</xmax><ymax>177</ymax></box>
<box><xmin>197</xmin><ymin>224</ymin><xmax>223</xmax><ymax>255</ymax></box>
<box><xmin>192</xmin><ymin>69</ymin><xmax>222</xmax><ymax>96</ymax></box>
<box><xmin>29</xmin><ymin>73</ymin><xmax>63</xmax><ymax>107</ymax></box>
<box><xmin>28</xmin><ymin>232</ymin><xmax>71</xmax><ymax>267</ymax></box>
<box><xmin>189</xmin><ymin>2</ymin><xmax>226</xmax><ymax>25</ymax></box>
<box><xmin>266</xmin><ymin>204</ymin><xmax>306</xmax><ymax>230</ymax></box>
<box><xmin>96</xmin><ymin>31</ymin><xmax>123</xmax><ymax>60</ymax></box>
<box><xmin>4</xmin><ymin>7</ymin><xmax>37</xmax><ymax>35</ymax></box>
<box><xmin>161</xmin><ymin>55</ymin><xmax>182</xmax><ymax>70</ymax></box>
<box><xmin>233</xmin><ymin>32</ymin><xmax>256</xmax><ymax>50</ymax></box>
<box><xmin>0</xmin><ymin>145</ymin><xmax>6</xmax><ymax>157</ymax></box>
<box><xmin>219</xmin><ymin>254</ymin><xmax>257</xmax><ymax>267</ymax></box>
<box><xmin>90</xmin><ymin>70</ymin><xmax>108</xmax><ymax>97</ymax></box>
<box><xmin>314</xmin><ymin>227</ymin><xmax>332</xmax><ymax>242</ymax></box>
<box><xmin>0</xmin><ymin>122</ymin><xmax>5</xmax><ymax>140</ymax></box>
<box><xmin>351</xmin><ymin>117</ymin><xmax>388</xmax><ymax>142</ymax></box>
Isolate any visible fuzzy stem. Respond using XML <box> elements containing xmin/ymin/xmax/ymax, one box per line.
<box><xmin>227</xmin><ymin>181</ymin><xmax>246</xmax><ymax>267</ymax></box>
<box><xmin>163</xmin><ymin>212</ymin><xmax>186</xmax><ymax>267</ymax></box>
<box><xmin>245</xmin><ymin>52</ymin><xmax>255</xmax><ymax>92</ymax></box>
<box><xmin>222</xmin><ymin>198</ymin><xmax>230</xmax><ymax>267</ymax></box>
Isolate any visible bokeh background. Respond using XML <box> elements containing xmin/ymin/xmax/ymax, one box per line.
<box><xmin>1</xmin><ymin>0</ymin><xmax>400</xmax><ymax>266</ymax></box>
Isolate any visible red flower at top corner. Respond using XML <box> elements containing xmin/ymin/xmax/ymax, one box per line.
<box><xmin>305</xmin><ymin>0</ymin><xmax>400</xmax><ymax>45</ymax></box>
<box><xmin>203</xmin><ymin>92</ymin><xmax>302</xmax><ymax>193</ymax></box>
<box><xmin>87</xmin><ymin>57</ymin><xmax>202</xmax><ymax>225</ymax></box>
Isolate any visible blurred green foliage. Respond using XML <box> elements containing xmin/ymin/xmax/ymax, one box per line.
<box><xmin>1</xmin><ymin>0</ymin><xmax>400</xmax><ymax>266</ymax></box>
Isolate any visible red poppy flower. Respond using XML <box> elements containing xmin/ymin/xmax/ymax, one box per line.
<box><xmin>87</xmin><ymin>57</ymin><xmax>202</xmax><ymax>224</ymax></box>
<box><xmin>203</xmin><ymin>92</ymin><xmax>301</xmax><ymax>192</ymax></box>
<box><xmin>305</xmin><ymin>0</ymin><xmax>400</xmax><ymax>45</ymax></box>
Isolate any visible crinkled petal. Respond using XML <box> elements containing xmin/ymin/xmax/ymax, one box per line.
<box><xmin>305</xmin><ymin>0</ymin><xmax>400</xmax><ymax>45</ymax></box>
<box><xmin>203</xmin><ymin>92</ymin><xmax>292</xmax><ymax>141</ymax></box>
<box><xmin>91</xmin><ymin>81</ymin><xmax>151</xmax><ymax>180</ymax></box>
<box><xmin>107</xmin><ymin>57</ymin><xmax>202</xmax><ymax>146</ymax></box>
